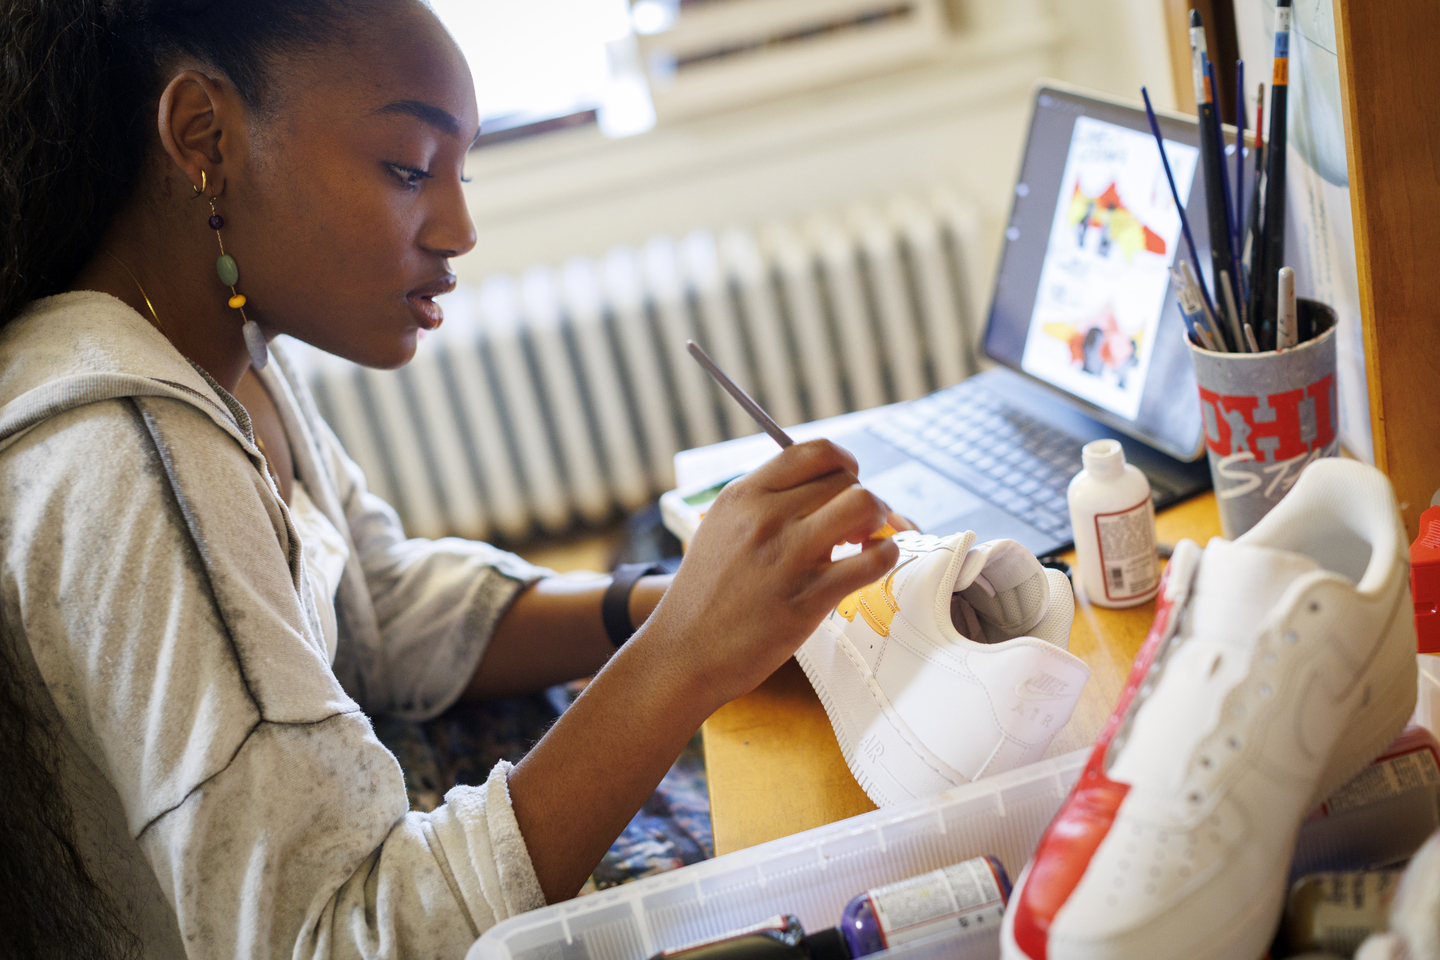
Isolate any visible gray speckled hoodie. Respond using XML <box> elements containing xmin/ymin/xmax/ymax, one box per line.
<box><xmin>0</xmin><ymin>292</ymin><xmax>551</xmax><ymax>959</ymax></box>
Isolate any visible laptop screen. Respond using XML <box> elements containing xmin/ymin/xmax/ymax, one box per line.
<box><xmin>985</xmin><ymin>85</ymin><xmax>1225</xmax><ymax>462</ymax></box>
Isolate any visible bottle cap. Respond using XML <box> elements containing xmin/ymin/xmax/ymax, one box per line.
<box><xmin>1081</xmin><ymin>439</ymin><xmax>1126</xmax><ymax>481</ymax></box>
<box><xmin>804</xmin><ymin>928</ymin><xmax>853</xmax><ymax>960</ymax></box>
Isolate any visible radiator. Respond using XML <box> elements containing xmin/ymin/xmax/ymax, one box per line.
<box><xmin>299</xmin><ymin>187</ymin><xmax>987</xmax><ymax>542</ymax></box>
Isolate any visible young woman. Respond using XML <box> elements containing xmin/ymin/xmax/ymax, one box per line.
<box><xmin>0</xmin><ymin>2</ymin><xmax>901</xmax><ymax>957</ymax></box>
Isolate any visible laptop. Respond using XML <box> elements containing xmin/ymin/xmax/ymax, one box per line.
<box><xmin>831</xmin><ymin>83</ymin><xmax>1221</xmax><ymax>558</ymax></box>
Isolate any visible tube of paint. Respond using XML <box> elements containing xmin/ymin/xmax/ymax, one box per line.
<box><xmin>1292</xmin><ymin>725</ymin><xmax>1440</xmax><ymax>879</ymax></box>
<box><xmin>837</xmin><ymin>856</ymin><xmax>1011</xmax><ymax>957</ymax></box>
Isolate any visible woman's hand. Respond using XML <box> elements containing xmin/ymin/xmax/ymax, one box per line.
<box><xmin>642</xmin><ymin>439</ymin><xmax>901</xmax><ymax>708</ymax></box>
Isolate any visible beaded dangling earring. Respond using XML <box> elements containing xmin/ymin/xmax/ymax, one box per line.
<box><xmin>197</xmin><ymin>172</ymin><xmax>269</xmax><ymax>370</ymax></box>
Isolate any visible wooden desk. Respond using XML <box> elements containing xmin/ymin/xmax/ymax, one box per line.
<box><xmin>702</xmin><ymin>492</ymin><xmax>1224</xmax><ymax>855</ymax></box>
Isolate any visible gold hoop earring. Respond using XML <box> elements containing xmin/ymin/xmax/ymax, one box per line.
<box><xmin>198</xmin><ymin>172</ymin><xmax>269</xmax><ymax>370</ymax></box>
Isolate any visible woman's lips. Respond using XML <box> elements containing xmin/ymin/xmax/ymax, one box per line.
<box><xmin>406</xmin><ymin>273</ymin><xmax>456</xmax><ymax>330</ymax></box>
<box><xmin>407</xmin><ymin>294</ymin><xmax>444</xmax><ymax>329</ymax></box>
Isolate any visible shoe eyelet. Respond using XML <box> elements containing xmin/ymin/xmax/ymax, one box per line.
<box><xmin>1199</xmin><ymin>756</ymin><xmax>1213</xmax><ymax>768</ymax></box>
<box><xmin>1260</xmin><ymin>683</ymin><xmax>1273</xmax><ymax>697</ymax></box>
<box><xmin>1284</xmin><ymin>631</ymin><xmax>1299</xmax><ymax>644</ymax></box>
<box><xmin>1309</xmin><ymin>601</ymin><xmax>1320</xmax><ymax>613</ymax></box>
<box><xmin>1228</xmin><ymin>736</ymin><xmax>1242</xmax><ymax>750</ymax></box>
<box><xmin>1188</xmin><ymin>790</ymin><xmax>1203</xmax><ymax>803</ymax></box>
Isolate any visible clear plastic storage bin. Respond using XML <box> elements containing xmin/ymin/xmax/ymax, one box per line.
<box><xmin>470</xmin><ymin>667</ymin><xmax>1440</xmax><ymax>960</ymax></box>
<box><xmin>469</xmin><ymin>748</ymin><xmax>1082</xmax><ymax>960</ymax></box>
<box><xmin>468</xmin><ymin>749</ymin><xmax>1089</xmax><ymax>960</ymax></box>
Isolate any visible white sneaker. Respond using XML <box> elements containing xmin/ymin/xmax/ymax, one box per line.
<box><xmin>1002</xmin><ymin>459</ymin><xmax>1419</xmax><ymax>960</ymax></box>
<box><xmin>797</xmin><ymin>529</ymin><xmax>1089</xmax><ymax>807</ymax></box>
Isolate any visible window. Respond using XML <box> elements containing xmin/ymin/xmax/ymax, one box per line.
<box><xmin>430</xmin><ymin>0</ymin><xmax>657</xmax><ymax>143</ymax></box>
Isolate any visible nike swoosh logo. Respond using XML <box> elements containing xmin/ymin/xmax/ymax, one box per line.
<box><xmin>1016</xmin><ymin>677</ymin><xmax>1070</xmax><ymax>701</ymax></box>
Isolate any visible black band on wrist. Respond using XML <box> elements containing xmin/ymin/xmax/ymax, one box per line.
<box><xmin>602</xmin><ymin>562</ymin><xmax>663</xmax><ymax>649</ymax></box>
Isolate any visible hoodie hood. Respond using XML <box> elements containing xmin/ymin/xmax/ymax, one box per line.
<box><xmin>0</xmin><ymin>292</ymin><xmax>258</xmax><ymax>457</ymax></box>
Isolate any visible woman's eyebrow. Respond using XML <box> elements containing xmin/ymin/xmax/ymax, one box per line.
<box><xmin>375</xmin><ymin>99</ymin><xmax>462</xmax><ymax>137</ymax></box>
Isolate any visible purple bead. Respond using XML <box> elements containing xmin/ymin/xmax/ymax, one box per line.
<box><xmin>208</xmin><ymin>215</ymin><xmax>224</xmax><ymax>231</ymax></box>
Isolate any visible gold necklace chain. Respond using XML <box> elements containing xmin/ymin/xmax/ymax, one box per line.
<box><xmin>104</xmin><ymin>249</ymin><xmax>282</xmax><ymax>489</ymax></box>
<box><xmin>105</xmin><ymin>250</ymin><xmax>163</xmax><ymax>329</ymax></box>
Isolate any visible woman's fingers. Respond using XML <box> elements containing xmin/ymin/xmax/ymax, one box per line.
<box><xmin>811</xmin><ymin>537</ymin><xmax>900</xmax><ymax>603</ymax></box>
<box><xmin>749</xmin><ymin>439</ymin><xmax>859</xmax><ymax>492</ymax></box>
<box><xmin>765</xmin><ymin>468</ymin><xmax>857</xmax><ymax>519</ymax></box>
<box><xmin>800</xmin><ymin>483</ymin><xmax>891</xmax><ymax>549</ymax></box>
<box><xmin>886</xmin><ymin>507</ymin><xmax>918</xmax><ymax>532</ymax></box>
<box><xmin>655</xmin><ymin>438</ymin><xmax>909</xmax><ymax>706</ymax></box>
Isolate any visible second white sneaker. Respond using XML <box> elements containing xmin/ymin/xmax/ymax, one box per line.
<box><xmin>1002</xmin><ymin>458</ymin><xmax>1420</xmax><ymax>960</ymax></box>
<box><xmin>798</xmin><ymin>530</ymin><xmax>1089</xmax><ymax>807</ymax></box>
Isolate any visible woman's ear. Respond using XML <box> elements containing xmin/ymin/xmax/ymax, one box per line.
<box><xmin>156</xmin><ymin>69</ymin><xmax>240</xmax><ymax>194</ymax></box>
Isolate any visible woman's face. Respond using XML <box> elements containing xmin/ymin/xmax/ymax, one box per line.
<box><xmin>223</xmin><ymin>2</ymin><xmax>480</xmax><ymax>369</ymax></box>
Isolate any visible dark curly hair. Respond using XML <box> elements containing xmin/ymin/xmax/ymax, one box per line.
<box><xmin>0</xmin><ymin>0</ymin><xmax>375</xmax><ymax>327</ymax></box>
<box><xmin>0</xmin><ymin>1</ymin><xmax>385</xmax><ymax>955</ymax></box>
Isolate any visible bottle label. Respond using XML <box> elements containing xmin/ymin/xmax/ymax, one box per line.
<box><xmin>868</xmin><ymin>860</ymin><xmax>1005</xmax><ymax>949</ymax></box>
<box><xmin>1093</xmin><ymin>497</ymin><xmax>1159</xmax><ymax>602</ymax></box>
<box><xmin>1312</xmin><ymin>744</ymin><xmax>1440</xmax><ymax>817</ymax></box>
<box><xmin>1289</xmin><ymin>871</ymin><xmax>1400</xmax><ymax>955</ymax></box>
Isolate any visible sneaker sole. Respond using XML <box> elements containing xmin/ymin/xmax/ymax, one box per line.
<box><xmin>797</xmin><ymin>618</ymin><xmax>971</xmax><ymax>807</ymax></box>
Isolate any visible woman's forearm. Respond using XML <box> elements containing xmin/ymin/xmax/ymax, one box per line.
<box><xmin>507</xmin><ymin>613</ymin><xmax>717</xmax><ymax>903</ymax></box>
<box><xmin>465</xmin><ymin>573</ymin><xmax>672</xmax><ymax>699</ymax></box>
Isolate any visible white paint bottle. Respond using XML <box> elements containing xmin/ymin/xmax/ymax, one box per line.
<box><xmin>1068</xmin><ymin>439</ymin><xmax>1159</xmax><ymax>608</ymax></box>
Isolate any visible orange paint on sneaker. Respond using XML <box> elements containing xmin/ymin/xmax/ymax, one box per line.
<box><xmin>836</xmin><ymin>559</ymin><xmax>909</xmax><ymax>637</ymax></box>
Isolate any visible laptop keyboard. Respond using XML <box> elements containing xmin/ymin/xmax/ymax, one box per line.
<box><xmin>867</xmin><ymin>382</ymin><xmax>1085</xmax><ymax>543</ymax></box>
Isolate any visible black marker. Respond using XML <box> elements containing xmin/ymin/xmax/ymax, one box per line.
<box><xmin>1252</xmin><ymin>0</ymin><xmax>1291</xmax><ymax>351</ymax></box>
<box><xmin>1190</xmin><ymin>11</ymin><xmax>1241</xmax><ymax>350</ymax></box>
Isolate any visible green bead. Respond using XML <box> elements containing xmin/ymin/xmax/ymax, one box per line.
<box><xmin>216</xmin><ymin>254</ymin><xmax>239</xmax><ymax>287</ymax></box>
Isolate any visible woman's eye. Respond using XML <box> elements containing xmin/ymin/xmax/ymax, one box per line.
<box><xmin>387</xmin><ymin>163</ymin><xmax>432</xmax><ymax>187</ymax></box>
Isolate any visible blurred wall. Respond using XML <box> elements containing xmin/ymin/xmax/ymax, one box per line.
<box><xmin>453</xmin><ymin>0</ymin><xmax>1177</xmax><ymax>295</ymax></box>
